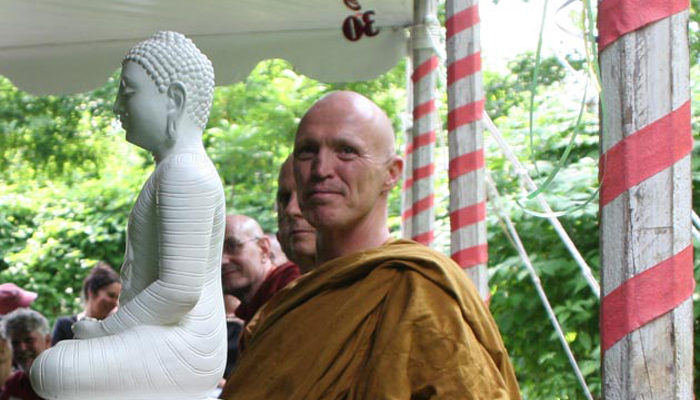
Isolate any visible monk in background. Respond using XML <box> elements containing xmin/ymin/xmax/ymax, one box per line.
<box><xmin>221</xmin><ymin>215</ymin><xmax>300</xmax><ymax>326</ymax></box>
<box><xmin>275</xmin><ymin>156</ymin><xmax>316</xmax><ymax>273</ymax></box>
<box><xmin>221</xmin><ymin>91</ymin><xmax>520</xmax><ymax>399</ymax></box>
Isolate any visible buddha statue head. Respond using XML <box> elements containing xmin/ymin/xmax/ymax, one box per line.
<box><xmin>113</xmin><ymin>31</ymin><xmax>214</xmax><ymax>153</ymax></box>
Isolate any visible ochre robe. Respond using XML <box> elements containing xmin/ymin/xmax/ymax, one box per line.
<box><xmin>235</xmin><ymin>261</ymin><xmax>301</xmax><ymax>323</ymax></box>
<box><xmin>221</xmin><ymin>239</ymin><xmax>520</xmax><ymax>399</ymax></box>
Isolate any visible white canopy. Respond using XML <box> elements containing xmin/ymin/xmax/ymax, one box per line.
<box><xmin>0</xmin><ymin>0</ymin><xmax>412</xmax><ymax>95</ymax></box>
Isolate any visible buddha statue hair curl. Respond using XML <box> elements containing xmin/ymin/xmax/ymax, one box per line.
<box><xmin>124</xmin><ymin>31</ymin><xmax>214</xmax><ymax>130</ymax></box>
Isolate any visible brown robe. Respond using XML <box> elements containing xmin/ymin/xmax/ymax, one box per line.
<box><xmin>221</xmin><ymin>239</ymin><xmax>520</xmax><ymax>399</ymax></box>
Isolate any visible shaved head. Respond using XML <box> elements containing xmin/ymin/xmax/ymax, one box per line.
<box><xmin>298</xmin><ymin>91</ymin><xmax>396</xmax><ymax>159</ymax></box>
<box><xmin>293</xmin><ymin>91</ymin><xmax>403</xmax><ymax>263</ymax></box>
<box><xmin>227</xmin><ymin>215</ymin><xmax>264</xmax><ymax>240</ymax></box>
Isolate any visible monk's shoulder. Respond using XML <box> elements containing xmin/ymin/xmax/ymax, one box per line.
<box><xmin>380</xmin><ymin>240</ymin><xmax>479</xmax><ymax>292</ymax></box>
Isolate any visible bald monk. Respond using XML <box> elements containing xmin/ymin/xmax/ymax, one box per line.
<box><xmin>221</xmin><ymin>91</ymin><xmax>521</xmax><ymax>399</ymax></box>
<box><xmin>221</xmin><ymin>215</ymin><xmax>300</xmax><ymax>325</ymax></box>
<box><xmin>275</xmin><ymin>156</ymin><xmax>316</xmax><ymax>272</ymax></box>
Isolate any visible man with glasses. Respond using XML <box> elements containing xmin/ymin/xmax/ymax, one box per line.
<box><xmin>1</xmin><ymin>308</ymin><xmax>50</xmax><ymax>400</ymax></box>
<box><xmin>221</xmin><ymin>215</ymin><xmax>300</xmax><ymax>325</ymax></box>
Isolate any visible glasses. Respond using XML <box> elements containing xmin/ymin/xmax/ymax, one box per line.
<box><xmin>223</xmin><ymin>236</ymin><xmax>260</xmax><ymax>254</ymax></box>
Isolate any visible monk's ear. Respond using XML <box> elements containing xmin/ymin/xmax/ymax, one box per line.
<box><xmin>382</xmin><ymin>155</ymin><xmax>403</xmax><ymax>192</ymax></box>
<box><xmin>257</xmin><ymin>236</ymin><xmax>272</xmax><ymax>263</ymax></box>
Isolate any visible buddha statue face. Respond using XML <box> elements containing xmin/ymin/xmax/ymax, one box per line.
<box><xmin>114</xmin><ymin>61</ymin><xmax>169</xmax><ymax>151</ymax></box>
<box><xmin>112</xmin><ymin>31</ymin><xmax>215</xmax><ymax>152</ymax></box>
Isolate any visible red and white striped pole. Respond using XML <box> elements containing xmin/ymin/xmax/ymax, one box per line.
<box><xmin>402</xmin><ymin>0</ymin><xmax>439</xmax><ymax>246</ymax></box>
<box><xmin>445</xmin><ymin>0</ymin><xmax>488</xmax><ymax>299</ymax></box>
<box><xmin>598</xmin><ymin>1</ymin><xmax>694</xmax><ymax>398</ymax></box>
<box><xmin>401</xmin><ymin>57</ymin><xmax>415</xmax><ymax>239</ymax></box>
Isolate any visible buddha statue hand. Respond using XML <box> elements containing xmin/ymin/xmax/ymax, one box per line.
<box><xmin>72</xmin><ymin>318</ymin><xmax>110</xmax><ymax>339</ymax></box>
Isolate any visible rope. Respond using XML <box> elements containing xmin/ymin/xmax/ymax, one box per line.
<box><xmin>486</xmin><ymin>172</ymin><xmax>594</xmax><ymax>400</ymax></box>
<box><xmin>483</xmin><ymin>113</ymin><xmax>601</xmax><ymax>299</ymax></box>
<box><xmin>411</xmin><ymin>20</ymin><xmax>445</xmax><ymax>60</ymax></box>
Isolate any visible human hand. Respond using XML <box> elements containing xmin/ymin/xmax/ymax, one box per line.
<box><xmin>72</xmin><ymin>318</ymin><xmax>110</xmax><ymax>339</ymax></box>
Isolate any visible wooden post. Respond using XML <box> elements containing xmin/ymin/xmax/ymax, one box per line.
<box><xmin>402</xmin><ymin>0</ymin><xmax>438</xmax><ymax>246</ymax></box>
<box><xmin>445</xmin><ymin>0</ymin><xmax>488</xmax><ymax>299</ymax></box>
<box><xmin>598</xmin><ymin>2</ymin><xmax>694</xmax><ymax>398</ymax></box>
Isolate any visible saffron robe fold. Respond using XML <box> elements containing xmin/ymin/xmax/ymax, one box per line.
<box><xmin>221</xmin><ymin>239</ymin><xmax>520</xmax><ymax>399</ymax></box>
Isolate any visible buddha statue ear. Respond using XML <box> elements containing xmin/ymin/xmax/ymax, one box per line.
<box><xmin>166</xmin><ymin>82</ymin><xmax>186</xmax><ymax>140</ymax></box>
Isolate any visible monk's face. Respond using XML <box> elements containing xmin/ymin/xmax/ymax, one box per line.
<box><xmin>113</xmin><ymin>61</ymin><xmax>168</xmax><ymax>151</ymax></box>
<box><xmin>276</xmin><ymin>159</ymin><xmax>316</xmax><ymax>266</ymax></box>
<box><xmin>220</xmin><ymin>218</ymin><xmax>268</xmax><ymax>300</ymax></box>
<box><xmin>293</xmin><ymin>93</ymin><xmax>401</xmax><ymax>232</ymax></box>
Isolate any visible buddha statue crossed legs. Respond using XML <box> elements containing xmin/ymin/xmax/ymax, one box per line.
<box><xmin>31</xmin><ymin>32</ymin><xmax>227</xmax><ymax>400</ymax></box>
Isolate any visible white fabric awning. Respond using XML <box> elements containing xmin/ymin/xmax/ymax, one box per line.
<box><xmin>0</xmin><ymin>0</ymin><xmax>412</xmax><ymax>95</ymax></box>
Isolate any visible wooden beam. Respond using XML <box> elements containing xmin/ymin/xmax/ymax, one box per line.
<box><xmin>599</xmin><ymin>8</ymin><xmax>693</xmax><ymax>399</ymax></box>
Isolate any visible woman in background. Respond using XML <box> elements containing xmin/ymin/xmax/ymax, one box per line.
<box><xmin>51</xmin><ymin>262</ymin><xmax>120</xmax><ymax>345</ymax></box>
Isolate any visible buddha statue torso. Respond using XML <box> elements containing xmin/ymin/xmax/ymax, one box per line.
<box><xmin>30</xmin><ymin>31</ymin><xmax>226</xmax><ymax>400</ymax></box>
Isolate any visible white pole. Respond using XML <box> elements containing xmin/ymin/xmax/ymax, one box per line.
<box><xmin>401</xmin><ymin>54</ymin><xmax>414</xmax><ymax>239</ymax></box>
<box><xmin>403</xmin><ymin>0</ymin><xmax>439</xmax><ymax>246</ymax></box>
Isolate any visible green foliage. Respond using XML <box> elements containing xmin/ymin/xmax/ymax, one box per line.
<box><xmin>0</xmin><ymin>162</ymin><xmax>147</xmax><ymax>322</ymax></box>
<box><xmin>482</xmin><ymin>77</ymin><xmax>601</xmax><ymax>398</ymax></box>
<box><xmin>484</xmin><ymin>53</ymin><xmax>581</xmax><ymax>120</ymax></box>
<box><xmin>0</xmin><ymin>75</ymin><xmax>119</xmax><ymax>184</ymax></box>
<box><xmin>0</xmin><ymin>71</ymin><xmax>148</xmax><ymax>322</ymax></box>
<box><xmin>691</xmin><ymin>66</ymin><xmax>700</xmax><ymax>393</ymax></box>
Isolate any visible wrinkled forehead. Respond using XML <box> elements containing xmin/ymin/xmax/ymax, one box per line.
<box><xmin>299</xmin><ymin>94</ymin><xmax>374</xmax><ymax>128</ymax></box>
<box><xmin>297</xmin><ymin>110</ymin><xmax>376</xmax><ymax>145</ymax></box>
<box><xmin>296</xmin><ymin>94</ymin><xmax>395</xmax><ymax>155</ymax></box>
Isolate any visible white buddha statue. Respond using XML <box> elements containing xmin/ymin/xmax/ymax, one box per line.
<box><xmin>30</xmin><ymin>31</ymin><xmax>227</xmax><ymax>400</ymax></box>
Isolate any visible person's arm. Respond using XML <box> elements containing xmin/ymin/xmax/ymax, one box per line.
<box><xmin>50</xmin><ymin>316</ymin><xmax>74</xmax><ymax>345</ymax></box>
<box><xmin>74</xmin><ymin>155</ymin><xmax>221</xmax><ymax>338</ymax></box>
